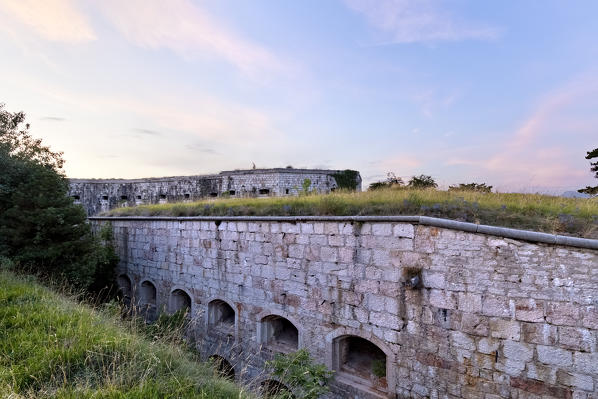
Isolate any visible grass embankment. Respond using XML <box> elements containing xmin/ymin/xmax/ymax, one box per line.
<box><xmin>105</xmin><ymin>189</ymin><xmax>598</xmax><ymax>239</ymax></box>
<box><xmin>0</xmin><ymin>270</ymin><xmax>245</xmax><ymax>398</ymax></box>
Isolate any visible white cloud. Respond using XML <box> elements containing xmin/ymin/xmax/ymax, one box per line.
<box><xmin>0</xmin><ymin>0</ymin><xmax>95</xmax><ymax>42</ymax></box>
<box><xmin>97</xmin><ymin>0</ymin><xmax>285</xmax><ymax>75</ymax></box>
<box><xmin>343</xmin><ymin>0</ymin><xmax>500</xmax><ymax>44</ymax></box>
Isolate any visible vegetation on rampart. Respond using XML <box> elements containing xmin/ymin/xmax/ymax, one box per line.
<box><xmin>0</xmin><ymin>270</ymin><xmax>245</xmax><ymax>398</ymax></box>
<box><xmin>105</xmin><ymin>188</ymin><xmax>598</xmax><ymax>238</ymax></box>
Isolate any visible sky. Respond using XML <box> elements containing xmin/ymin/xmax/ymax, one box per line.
<box><xmin>0</xmin><ymin>0</ymin><xmax>597</xmax><ymax>193</ymax></box>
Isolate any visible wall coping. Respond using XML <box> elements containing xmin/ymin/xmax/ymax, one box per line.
<box><xmin>89</xmin><ymin>215</ymin><xmax>598</xmax><ymax>250</ymax></box>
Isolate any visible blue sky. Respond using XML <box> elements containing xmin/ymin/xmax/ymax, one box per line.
<box><xmin>0</xmin><ymin>0</ymin><xmax>597</xmax><ymax>193</ymax></box>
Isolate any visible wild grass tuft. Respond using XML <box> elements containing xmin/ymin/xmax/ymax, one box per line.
<box><xmin>0</xmin><ymin>270</ymin><xmax>247</xmax><ymax>398</ymax></box>
<box><xmin>105</xmin><ymin>188</ymin><xmax>598</xmax><ymax>238</ymax></box>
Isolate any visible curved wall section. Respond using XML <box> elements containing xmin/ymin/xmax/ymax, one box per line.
<box><xmin>92</xmin><ymin>217</ymin><xmax>598</xmax><ymax>399</ymax></box>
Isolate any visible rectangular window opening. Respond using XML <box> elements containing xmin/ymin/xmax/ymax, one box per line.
<box><xmin>210</xmin><ymin>192</ymin><xmax>218</xmax><ymax>197</ymax></box>
<box><xmin>102</xmin><ymin>195</ymin><xmax>109</xmax><ymax>201</ymax></box>
<box><xmin>258</xmin><ymin>188</ymin><xmax>270</xmax><ymax>195</ymax></box>
<box><xmin>229</xmin><ymin>190</ymin><xmax>236</xmax><ymax>196</ymax></box>
<box><xmin>72</xmin><ymin>195</ymin><xmax>80</xmax><ymax>200</ymax></box>
<box><xmin>184</xmin><ymin>193</ymin><xmax>190</xmax><ymax>199</ymax></box>
<box><xmin>120</xmin><ymin>195</ymin><xmax>128</xmax><ymax>200</ymax></box>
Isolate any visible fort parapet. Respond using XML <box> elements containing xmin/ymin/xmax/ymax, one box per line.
<box><xmin>69</xmin><ymin>168</ymin><xmax>361</xmax><ymax>216</ymax></box>
<box><xmin>91</xmin><ymin>215</ymin><xmax>598</xmax><ymax>399</ymax></box>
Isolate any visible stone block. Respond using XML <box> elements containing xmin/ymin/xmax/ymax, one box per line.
<box><xmin>558</xmin><ymin>326</ymin><xmax>596</xmax><ymax>352</ymax></box>
<box><xmin>514</xmin><ymin>298</ymin><xmax>545</xmax><ymax>322</ymax></box>
<box><xmin>372</xmin><ymin>223</ymin><xmax>392</xmax><ymax>236</ymax></box>
<box><xmin>573</xmin><ymin>352</ymin><xmax>598</xmax><ymax>374</ymax></box>
<box><xmin>393</xmin><ymin>223</ymin><xmax>415</xmax><ymax>238</ymax></box>
<box><xmin>482</xmin><ymin>295</ymin><xmax>512</xmax><ymax>318</ymax></box>
<box><xmin>489</xmin><ymin>318</ymin><xmax>520</xmax><ymax>340</ymax></box>
<box><xmin>458</xmin><ymin>292</ymin><xmax>482</xmax><ymax>313</ymax></box>
<box><xmin>503</xmin><ymin>340</ymin><xmax>533</xmax><ymax>362</ymax></box>
<box><xmin>546</xmin><ymin>301</ymin><xmax>580</xmax><ymax>327</ymax></box>
<box><xmin>537</xmin><ymin>345</ymin><xmax>573</xmax><ymax>367</ymax></box>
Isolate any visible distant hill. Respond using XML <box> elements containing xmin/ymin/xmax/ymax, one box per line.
<box><xmin>561</xmin><ymin>190</ymin><xmax>591</xmax><ymax>198</ymax></box>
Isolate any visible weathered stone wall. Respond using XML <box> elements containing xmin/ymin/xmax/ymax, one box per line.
<box><xmin>70</xmin><ymin>168</ymin><xmax>361</xmax><ymax>216</ymax></box>
<box><xmin>93</xmin><ymin>216</ymin><xmax>598</xmax><ymax>399</ymax></box>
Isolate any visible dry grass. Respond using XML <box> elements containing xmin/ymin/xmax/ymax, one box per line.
<box><xmin>104</xmin><ymin>188</ymin><xmax>598</xmax><ymax>238</ymax></box>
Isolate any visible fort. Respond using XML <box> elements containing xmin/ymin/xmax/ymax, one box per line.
<box><xmin>69</xmin><ymin>168</ymin><xmax>361</xmax><ymax>216</ymax></box>
<box><xmin>91</xmin><ymin>214</ymin><xmax>598</xmax><ymax>399</ymax></box>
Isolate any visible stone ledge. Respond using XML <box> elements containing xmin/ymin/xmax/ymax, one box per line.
<box><xmin>89</xmin><ymin>215</ymin><xmax>598</xmax><ymax>250</ymax></box>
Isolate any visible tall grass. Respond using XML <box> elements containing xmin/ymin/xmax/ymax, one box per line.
<box><xmin>0</xmin><ymin>270</ymin><xmax>247</xmax><ymax>398</ymax></box>
<box><xmin>105</xmin><ymin>189</ymin><xmax>598</xmax><ymax>238</ymax></box>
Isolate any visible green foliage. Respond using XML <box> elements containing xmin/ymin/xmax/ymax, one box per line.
<box><xmin>301</xmin><ymin>178</ymin><xmax>312</xmax><ymax>195</ymax></box>
<box><xmin>143</xmin><ymin>309</ymin><xmax>189</xmax><ymax>343</ymax></box>
<box><xmin>578</xmin><ymin>147</ymin><xmax>598</xmax><ymax>195</ymax></box>
<box><xmin>265</xmin><ymin>349</ymin><xmax>334</xmax><ymax>399</ymax></box>
<box><xmin>0</xmin><ymin>104</ymin><xmax>118</xmax><ymax>291</ymax></box>
<box><xmin>369</xmin><ymin>172</ymin><xmax>404</xmax><ymax>190</ymax></box>
<box><xmin>407</xmin><ymin>174</ymin><xmax>438</xmax><ymax>189</ymax></box>
<box><xmin>449</xmin><ymin>182</ymin><xmax>493</xmax><ymax>193</ymax></box>
<box><xmin>331</xmin><ymin>169</ymin><xmax>360</xmax><ymax>190</ymax></box>
<box><xmin>371</xmin><ymin>359</ymin><xmax>386</xmax><ymax>378</ymax></box>
<box><xmin>0</xmin><ymin>270</ymin><xmax>244</xmax><ymax>398</ymax></box>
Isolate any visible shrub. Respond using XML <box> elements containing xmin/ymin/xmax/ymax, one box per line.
<box><xmin>266</xmin><ymin>349</ymin><xmax>334</xmax><ymax>399</ymax></box>
<box><xmin>448</xmin><ymin>182</ymin><xmax>492</xmax><ymax>193</ymax></box>
<box><xmin>407</xmin><ymin>174</ymin><xmax>437</xmax><ymax>189</ymax></box>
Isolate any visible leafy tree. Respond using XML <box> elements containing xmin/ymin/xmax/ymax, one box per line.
<box><xmin>368</xmin><ymin>172</ymin><xmax>404</xmax><ymax>190</ymax></box>
<box><xmin>578</xmin><ymin>147</ymin><xmax>598</xmax><ymax>195</ymax></box>
<box><xmin>0</xmin><ymin>104</ymin><xmax>117</xmax><ymax>290</ymax></box>
<box><xmin>448</xmin><ymin>182</ymin><xmax>493</xmax><ymax>193</ymax></box>
<box><xmin>407</xmin><ymin>174</ymin><xmax>438</xmax><ymax>189</ymax></box>
<box><xmin>266</xmin><ymin>349</ymin><xmax>334</xmax><ymax>399</ymax></box>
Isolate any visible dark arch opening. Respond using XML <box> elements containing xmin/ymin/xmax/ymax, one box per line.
<box><xmin>169</xmin><ymin>289</ymin><xmax>191</xmax><ymax>316</ymax></box>
<box><xmin>261</xmin><ymin>315</ymin><xmax>298</xmax><ymax>352</ymax></box>
<box><xmin>333</xmin><ymin>335</ymin><xmax>387</xmax><ymax>392</ymax></box>
<box><xmin>116</xmin><ymin>274</ymin><xmax>132</xmax><ymax>304</ymax></box>
<box><xmin>260</xmin><ymin>380</ymin><xmax>294</xmax><ymax>398</ymax></box>
<box><xmin>208</xmin><ymin>355</ymin><xmax>235</xmax><ymax>381</ymax></box>
<box><xmin>140</xmin><ymin>281</ymin><xmax>156</xmax><ymax>305</ymax></box>
<box><xmin>208</xmin><ymin>300</ymin><xmax>235</xmax><ymax>333</ymax></box>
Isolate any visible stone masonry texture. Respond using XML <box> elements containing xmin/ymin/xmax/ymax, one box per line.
<box><xmin>93</xmin><ymin>217</ymin><xmax>598</xmax><ymax>399</ymax></box>
<box><xmin>70</xmin><ymin>168</ymin><xmax>361</xmax><ymax>216</ymax></box>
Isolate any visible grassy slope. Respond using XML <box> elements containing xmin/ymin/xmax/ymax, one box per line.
<box><xmin>105</xmin><ymin>189</ymin><xmax>598</xmax><ymax>238</ymax></box>
<box><xmin>0</xmin><ymin>271</ymin><xmax>245</xmax><ymax>399</ymax></box>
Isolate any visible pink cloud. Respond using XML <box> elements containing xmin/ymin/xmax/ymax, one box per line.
<box><xmin>0</xmin><ymin>0</ymin><xmax>95</xmax><ymax>43</ymax></box>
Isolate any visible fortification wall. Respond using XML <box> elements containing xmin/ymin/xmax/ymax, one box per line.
<box><xmin>70</xmin><ymin>168</ymin><xmax>360</xmax><ymax>216</ymax></box>
<box><xmin>91</xmin><ymin>216</ymin><xmax>598</xmax><ymax>399</ymax></box>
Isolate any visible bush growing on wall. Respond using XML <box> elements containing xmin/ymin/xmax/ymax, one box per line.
<box><xmin>0</xmin><ymin>104</ymin><xmax>117</xmax><ymax>291</ymax></box>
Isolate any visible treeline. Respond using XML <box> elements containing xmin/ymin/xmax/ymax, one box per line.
<box><xmin>368</xmin><ymin>172</ymin><xmax>492</xmax><ymax>193</ymax></box>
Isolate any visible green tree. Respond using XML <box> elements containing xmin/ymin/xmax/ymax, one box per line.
<box><xmin>578</xmin><ymin>148</ymin><xmax>598</xmax><ymax>195</ymax></box>
<box><xmin>407</xmin><ymin>174</ymin><xmax>438</xmax><ymax>189</ymax></box>
<box><xmin>0</xmin><ymin>104</ymin><xmax>117</xmax><ymax>289</ymax></box>
<box><xmin>368</xmin><ymin>172</ymin><xmax>404</xmax><ymax>190</ymax></box>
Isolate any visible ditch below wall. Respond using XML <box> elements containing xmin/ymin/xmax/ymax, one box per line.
<box><xmin>90</xmin><ymin>216</ymin><xmax>598</xmax><ymax>399</ymax></box>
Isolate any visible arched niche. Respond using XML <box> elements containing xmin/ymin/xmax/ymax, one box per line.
<box><xmin>139</xmin><ymin>280</ymin><xmax>157</xmax><ymax>306</ymax></box>
<box><xmin>259</xmin><ymin>315</ymin><xmax>299</xmax><ymax>352</ymax></box>
<box><xmin>260</xmin><ymin>379</ymin><xmax>294</xmax><ymax>398</ymax></box>
<box><xmin>208</xmin><ymin>299</ymin><xmax>235</xmax><ymax>335</ymax></box>
<box><xmin>331</xmin><ymin>334</ymin><xmax>392</xmax><ymax>396</ymax></box>
<box><xmin>208</xmin><ymin>355</ymin><xmax>235</xmax><ymax>381</ymax></box>
<box><xmin>169</xmin><ymin>288</ymin><xmax>192</xmax><ymax>316</ymax></box>
<box><xmin>116</xmin><ymin>274</ymin><xmax>133</xmax><ymax>304</ymax></box>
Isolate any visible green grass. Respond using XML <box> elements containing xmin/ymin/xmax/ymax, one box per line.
<box><xmin>0</xmin><ymin>270</ymin><xmax>247</xmax><ymax>399</ymax></box>
<box><xmin>105</xmin><ymin>188</ymin><xmax>598</xmax><ymax>238</ymax></box>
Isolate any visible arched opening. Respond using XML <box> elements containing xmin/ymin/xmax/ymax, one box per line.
<box><xmin>140</xmin><ymin>281</ymin><xmax>156</xmax><ymax>305</ymax></box>
<box><xmin>260</xmin><ymin>315</ymin><xmax>298</xmax><ymax>352</ymax></box>
<box><xmin>169</xmin><ymin>289</ymin><xmax>191</xmax><ymax>316</ymax></box>
<box><xmin>116</xmin><ymin>274</ymin><xmax>132</xmax><ymax>304</ymax></box>
<box><xmin>332</xmin><ymin>335</ymin><xmax>387</xmax><ymax>393</ymax></box>
<box><xmin>208</xmin><ymin>355</ymin><xmax>235</xmax><ymax>381</ymax></box>
<box><xmin>208</xmin><ymin>300</ymin><xmax>235</xmax><ymax>334</ymax></box>
<box><xmin>260</xmin><ymin>380</ymin><xmax>294</xmax><ymax>398</ymax></box>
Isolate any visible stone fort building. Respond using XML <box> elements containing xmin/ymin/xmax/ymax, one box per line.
<box><xmin>69</xmin><ymin>168</ymin><xmax>361</xmax><ymax>216</ymax></box>
<box><xmin>92</xmin><ymin>215</ymin><xmax>598</xmax><ymax>399</ymax></box>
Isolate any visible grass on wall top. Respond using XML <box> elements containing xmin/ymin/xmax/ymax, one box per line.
<box><xmin>104</xmin><ymin>188</ymin><xmax>598</xmax><ymax>239</ymax></box>
<box><xmin>0</xmin><ymin>270</ymin><xmax>247</xmax><ymax>399</ymax></box>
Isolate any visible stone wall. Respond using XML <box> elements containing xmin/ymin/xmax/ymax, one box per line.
<box><xmin>69</xmin><ymin>168</ymin><xmax>361</xmax><ymax>216</ymax></box>
<box><xmin>92</xmin><ymin>216</ymin><xmax>598</xmax><ymax>399</ymax></box>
